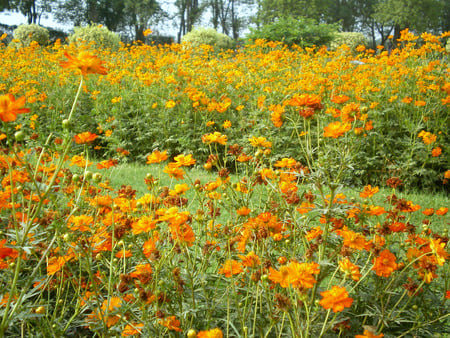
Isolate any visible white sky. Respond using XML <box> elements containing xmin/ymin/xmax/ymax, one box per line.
<box><xmin>0</xmin><ymin>2</ymin><xmax>183</xmax><ymax>37</ymax></box>
<box><xmin>0</xmin><ymin>2</ymin><xmax>254</xmax><ymax>39</ymax></box>
<box><xmin>0</xmin><ymin>11</ymin><xmax>69</xmax><ymax>31</ymax></box>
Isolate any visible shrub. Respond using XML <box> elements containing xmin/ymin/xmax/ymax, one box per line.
<box><xmin>329</xmin><ymin>32</ymin><xmax>368</xmax><ymax>51</ymax></box>
<box><xmin>68</xmin><ymin>24</ymin><xmax>121</xmax><ymax>50</ymax></box>
<box><xmin>11</xmin><ymin>24</ymin><xmax>49</xmax><ymax>47</ymax></box>
<box><xmin>246</xmin><ymin>16</ymin><xmax>339</xmax><ymax>48</ymax></box>
<box><xmin>47</xmin><ymin>27</ymin><xmax>68</xmax><ymax>44</ymax></box>
<box><xmin>182</xmin><ymin>27</ymin><xmax>234</xmax><ymax>50</ymax></box>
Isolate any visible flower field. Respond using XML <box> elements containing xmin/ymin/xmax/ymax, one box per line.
<box><xmin>0</xmin><ymin>30</ymin><xmax>449</xmax><ymax>337</ymax></box>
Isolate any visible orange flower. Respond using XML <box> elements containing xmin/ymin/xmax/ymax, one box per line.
<box><xmin>445</xmin><ymin>170</ymin><xmax>450</xmax><ymax>179</ymax></box>
<box><xmin>218</xmin><ymin>259</ymin><xmax>243</xmax><ymax>277</ymax></box>
<box><xmin>74</xmin><ymin>131</ymin><xmax>98</xmax><ymax>144</ymax></box>
<box><xmin>269</xmin><ymin>104</ymin><xmax>285</xmax><ymax>127</ymax></box>
<box><xmin>60</xmin><ymin>51</ymin><xmax>107</xmax><ymax>76</ymax></box>
<box><xmin>418</xmin><ymin>130</ymin><xmax>436</xmax><ymax>145</ymax></box>
<box><xmin>236</xmin><ymin>206</ymin><xmax>251</xmax><ymax>216</ymax></box>
<box><xmin>269</xmin><ymin>261</ymin><xmax>319</xmax><ymax>289</ymax></box>
<box><xmin>202</xmin><ymin>132</ymin><xmax>228</xmax><ymax>145</ymax></box>
<box><xmin>222</xmin><ymin>120</ymin><xmax>232</xmax><ymax>129</ymax></box>
<box><xmin>268</xmin><ymin>265</ymin><xmax>291</xmax><ymax>288</ymax></box>
<box><xmin>132</xmin><ymin>215</ymin><xmax>157</xmax><ymax>234</ymax></box>
<box><xmin>0</xmin><ymin>94</ymin><xmax>30</xmax><ymax>122</ymax></box>
<box><xmin>147</xmin><ymin>150</ymin><xmax>168</xmax><ymax>164</ymax></box>
<box><xmin>122</xmin><ymin>323</ymin><xmax>144</xmax><ymax>336</ymax></box>
<box><xmin>197</xmin><ymin>328</ymin><xmax>223</xmax><ymax>338</ymax></box>
<box><xmin>429</xmin><ymin>238</ymin><xmax>449</xmax><ymax>266</ymax></box>
<box><xmin>142</xmin><ymin>237</ymin><xmax>157</xmax><ymax>258</ymax></box>
<box><xmin>274</xmin><ymin>158</ymin><xmax>298</xmax><ymax>168</ymax></box>
<box><xmin>249</xmin><ymin>136</ymin><xmax>272</xmax><ymax>148</ymax></box>
<box><xmin>0</xmin><ymin>239</ymin><xmax>18</xmax><ymax>260</ymax></box>
<box><xmin>323</xmin><ymin>121</ymin><xmax>351</xmax><ymax>138</ymax></box>
<box><xmin>360</xmin><ymin>184</ymin><xmax>379</xmax><ymax>198</ymax></box>
<box><xmin>288</xmin><ymin>261</ymin><xmax>320</xmax><ymax>289</ymax></box>
<box><xmin>355</xmin><ymin>329</ymin><xmax>384</xmax><ymax>338</ymax></box>
<box><xmin>305</xmin><ymin>226</ymin><xmax>322</xmax><ymax>241</ymax></box>
<box><xmin>238</xmin><ymin>251</ymin><xmax>261</xmax><ymax>268</ymax></box>
<box><xmin>47</xmin><ymin>255</ymin><xmax>73</xmax><ymax>275</ymax></box>
<box><xmin>159</xmin><ymin>315</ymin><xmax>182</xmax><ymax>332</ymax></box>
<box><xmin>288</xmin><ymin>93</ymin><xmax>322</xmax><ymax>109</ymax></box>
<box><xmin>422</xmin><ymin>208</ymin><xmax>434</xmax><ymax>216</ymax></box>
<box><xmin>331</xmin><ymin>95</ymin><xmax>350</xmax><ymax>104</ymax></box>
<box><xmin>163</xmin><ymin>165</ymin><xmax>185</xmax><ymax>180</ymax></box>
<box><xmin>68</xmin><ymin>215</ymin><xmax>94</xmax><ymax>232</ymax></box>
<box><xmin>319</xmin><ymin>286</ymin><xmax>353</xmax><ymax>312</ymax></box>
<box><xmin>389</xmin><ymin>221</ymin><xmax>406</xmax><ymax>232</ymax></box>
<box><xmin>143</xmin><ymin>28</ymin><xmax>152</xmax><ymax>36</ymax></box>
<box><xmin>165</xmin><ymin>100</ymin><xmax>176</xmax><ymax>108</ymax></box>
<box><xmin>97</xmin><ymin>159</ymin><xmax>118</xmax><ymax>169</ymax></box>
<box><xmin>173</xmin><ymin>154</ymin><xmax>196</xmax><ymax>167</ymax></box>
<box><xmin>69</xmin><ymin>155</ymin><xmax>92</xmax><ymax>167</ymax></box>
<box><xmin>368</xmin><ymin>205</ymin><xmax>386</xmax><ymax>216</ymax></box>
<box><xmin>372</xmin><ymin>249</ymin><xmax>398</xmax><ymax>277</ymax></box>
<box><xmin>98</xmin><ymin>297</ymin><xmax>122</xmax><ymax>327</ymax></box>
<box><xmin>336</xmin><ymin>226</ymin><xmax>368</xmax><ymax>250</ymax></box>
<box><xmin>339</xmin><ymin>258</ymin><xmax>362</xmax><ymax>281</ymax></box>
<box><xmin>435</xmin><ymin>207</ymin><xmax>448</xmax><ymax>216</ymax></box>
<box><xmin>296</xmin><ymin>201</ymin><xmax>315</xmax><ymax>214</ymax></box>
<box><xmin>431</xmin><ymin>147</ymin><xmax>442</xmax><ymax>157</ymax></box>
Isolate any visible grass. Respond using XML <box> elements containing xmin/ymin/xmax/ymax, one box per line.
<box><xmin>95</xmin><ymin>161</ymin><xmax>449</xmax><ymax>233</ymax></box>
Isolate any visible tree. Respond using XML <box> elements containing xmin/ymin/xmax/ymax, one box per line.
<box><xmin>254</xmin><ymin>0</ymin><xmax>321</xmax><ymax>25</ymax></box>
<box><xmin>123</xmin><ymin>0</ymin><xmax>163</xmax><ymax>42</ymax></box>
<box><xmin>0</xmin><ymin>0</ymin><xmax>10</xmax><ymax>10</ymax></box>
<box><xmin>4</xmin><ymin>0</ymin><xmax>52</xmax><ymax>24</ymax></box>
<box><xmin>373</xmin><ymin>0</ymin><xmax>445</xmax><ymax>40</ymax></box>
<box><xmin>208</xmin><ymin>0</ymin><xmax>248</xmax><ymax>39</ymax></box>
<box><xmin>175</xmin><ymin>0</ymin><xmax>204</xmax><ymax>42</ymax></box>
<box><xmin>54</xmin><ymin>0</ymin><xmax>164</xmax><ymax>41</ymax></box>
<box><xmin>55</xmin><ymin>0</ymin><xmax>126</xmax><ymax>31</ymax></box>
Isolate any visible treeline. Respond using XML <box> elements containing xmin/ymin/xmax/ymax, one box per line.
<box><xmin>1</xmin><ymin>0</ymin><xmax>449</xmax><ymax>46</ymax></box>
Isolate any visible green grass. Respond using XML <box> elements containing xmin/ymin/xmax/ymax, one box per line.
<box><xmin>94</xmin><ymin>162</ymin><xmax>449</xmax><ymax>232</ymax></box>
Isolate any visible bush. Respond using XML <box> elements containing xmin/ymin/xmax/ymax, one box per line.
<box><xmin>11</xmin><ymin>24</ymin><xmax>49</xmax><ymax>47</ymax></box>
<box><xmin>182</xmin><ymin>27</ymin><xmax>234</xmax><ymax>50</ymax></box>
<box><xmin>68</xmin><ymin>24</ymin><xmax>121</xmax><ymax>50</ymax></box>
<box><xmin>47</xmin><ymin>27</ymin><xmax>68</xmax><ymax>44</ymax></box>
<box><xmin>329</xmin><ymin>32</ymin><xmax>368</xmax><ymax>51</ymax></box>
<box><xmin>148</xmin><ymin>35</ymin><xmax>174</xmax><ymax>46</ymax></box>
<box><xmin>246</xmin><ymin>16</ymin><xmax>339</xmax><ymax>48</ymax></box>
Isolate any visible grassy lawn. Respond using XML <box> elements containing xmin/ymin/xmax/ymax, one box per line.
<box><xmin>96</xmin><ymin>161</ymin><xmax>449</xmax><ymax>233</ymax></box>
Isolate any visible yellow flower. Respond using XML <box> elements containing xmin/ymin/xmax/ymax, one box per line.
<box><xmin>60</xmin><ymin>51</ymin><xmax>107</xmax><ymax>76</ymax></box>
<box><xmin>165</xmin><ymin>100</ymin><xmax>176</xmax><ymax>108</ymax></box>
<box><xmin>248</xmin><ymin>136</ymin><xmax>271</xmax><ymax>148</ymax></box>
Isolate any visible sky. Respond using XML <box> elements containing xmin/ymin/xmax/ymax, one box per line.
<box><xmin>0</xmin><ymin>2</ymin><xmax>190</xmax><ymax>38</ymax></box>
<box><xmin>0</xmin><ymin>11</ymin><xmax>68</xmax><ymax>31</ymax></box>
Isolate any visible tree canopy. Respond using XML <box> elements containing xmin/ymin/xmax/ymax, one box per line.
<box><xmin>1</xmin><ymin>0</ymin><xmax>448</xmax><ymax>45</ymax></box>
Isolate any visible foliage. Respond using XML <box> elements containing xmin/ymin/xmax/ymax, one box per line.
<box><xmin>10</xmin><ymin>23</ymin><xmax>49</xmax><ymax>47</ymax></box>
<box><xmin>373</xmin><ymin>0</ymin><xmax>447</xmax><ymax>37</ymax></box>
<box><xmin>181</xmin><ymin>27</ymin><xmax>234</xmax><ymax>50</ymax></box>
<box><xmin>0</xmin><ymin>44</ymin><xmax>448</xmax><ymax>336</ymax></box>
<box><xmin>329</xmin><ymin>31</ymin><xmax>368</xmax><ymax>51</ymax></box>
<box><xmin>1</xmin><ymin>30</ymin><xmax>448</xmax><ymax>193</ymax></box>
<box><xmin>247</xmin><ymin>16</ymin><xmax>339</xmax><ymax>48</ymax></box>
<box><xmin>68</xmin><ymin>24</ymin><xmax>121</xmax><ymax>50</ymax></box>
